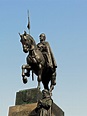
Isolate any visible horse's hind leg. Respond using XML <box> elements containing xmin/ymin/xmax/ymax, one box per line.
<box><xmin>43</xmin><ymin>82</ymin><xmax>49</xmax><ymax>90</ymax></box>
<box><xmin>50</xmin><ymin>72</ymin><xmax>56</xmax><ymax>91</ymax></box>
<box><xmin>50</xmin><ymin>85</ymin><xmax>54</xmax><ymax>92</ymax></box>
<box><xmin>37</xmin><ymin>82</ymin><xmax>41</xmax><ymax>90</ymax></box>
<box><xmin>37</xmin><ymin>64</ymin><xmax>42</xmax><ymax>82</ymax></box>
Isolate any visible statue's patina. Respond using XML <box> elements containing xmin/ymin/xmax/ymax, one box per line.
<box><xmin>35</xmin><ymin>89</ymin><xmax>53</xmax><ymax>116</ymax></box>
<box><xmin>19</xmin><ymin>31</ymin><xmax>57</xmax><ymax>91</ymax></box>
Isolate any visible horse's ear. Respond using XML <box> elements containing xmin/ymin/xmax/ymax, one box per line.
<box><xmin>19</xmin><ymin>33</ymin><xmax>22</xmax><ymax>38</ymax></box>
<box><xmin>24</xmin><ymin>31</ymin><xmax>27</xmax><ymax>36</ymax></box>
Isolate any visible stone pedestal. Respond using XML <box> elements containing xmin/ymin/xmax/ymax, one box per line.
<box><xmin>15</xmin><ymin>88</ymin><xmax>42</xmax><ymax>105</ymax></box>
<box><xmin>9</xmin><ymin>103</ymin><xmax>37</xmax><ymax>116</ymax></box>
<box><xmin>8</xmin><ymin>88</ymin><xmax>64</xmax><ymax>116</ymax></box>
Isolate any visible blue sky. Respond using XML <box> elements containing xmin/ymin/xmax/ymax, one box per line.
<box><xmin>0</xmin><ymin>0</ymin><xmax>87</xmax><ymax>116</ymax></box>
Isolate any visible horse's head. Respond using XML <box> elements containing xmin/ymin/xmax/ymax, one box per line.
<box><xmin>19</xmin><ymin>31</ymin><xmax>36</xmax><ymax>53</ymax></box>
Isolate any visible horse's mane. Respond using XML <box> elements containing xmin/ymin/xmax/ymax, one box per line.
<box><xmin>27</xmin><ymin>34</ymin><xmax>37</xmax><ymax>48</ymax></box>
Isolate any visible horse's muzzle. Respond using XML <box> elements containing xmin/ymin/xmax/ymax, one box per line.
<box><xmin>23</xmin><ymin>45</ymin><xmax>29</xmax><ymax>53</ymax></box>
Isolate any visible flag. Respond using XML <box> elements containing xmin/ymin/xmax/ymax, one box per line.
<box><xmin>27</xmin><ymin>10</ymin><xmax>30</xmax><ymax>30</ymax></box>
<box><xmin>27</xmin><ymin>18</ymin><xmax>30</xmax><ymax>29</ymax></box>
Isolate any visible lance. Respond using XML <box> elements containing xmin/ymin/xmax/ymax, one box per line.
<box><xmin>27</xmin><ymin>10</ymin><xmax>30</xmax><ymax>34</ymax></box>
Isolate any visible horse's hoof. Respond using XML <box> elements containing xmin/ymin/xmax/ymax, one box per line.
<box><xmin>37</xmin><ymin>86</ymin><xmax>41</xmax><ymax>90</ymax></box>
<box><xmin>23</xmin><ymin>77</ymin><xmax>28</xmax><ymax>84</ymax></box>
<box><xmin>22</xmin><ymin>73</ymin><xmax>25</xmax><ymax>77</ymax></box>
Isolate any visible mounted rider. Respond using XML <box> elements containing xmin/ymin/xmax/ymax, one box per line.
<box><xmin>37</xmin><ymin>33</ymin><xmax>57</xmax><ymax>86</ymax></box>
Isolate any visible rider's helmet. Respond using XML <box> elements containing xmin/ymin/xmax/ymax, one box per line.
<box><xmin>39</xmin><ymin>33</ymin><xmax>46</xmax><ymax>41</ymax></box>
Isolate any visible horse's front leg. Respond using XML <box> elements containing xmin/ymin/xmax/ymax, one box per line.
<box><xmin>22</xmin><ymin>64</ymin><xmax>31</xmax><ymax>84</ymax></box>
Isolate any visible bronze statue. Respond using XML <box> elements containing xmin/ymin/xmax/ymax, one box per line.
<box><xmin>35</xmin><ymin>89</ymin><xmax>53</xmax><ymax>116</ymax></box>
<box><xmin>19</xmin><ymin>31</ymin><xmax>57</xmax><ymax>91</ymax></box>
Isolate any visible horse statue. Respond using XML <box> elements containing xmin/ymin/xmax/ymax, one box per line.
<box><xmin>19</xmin><ymin>31</ymin><xmax>57</xmax><ymax>91</ymax></box>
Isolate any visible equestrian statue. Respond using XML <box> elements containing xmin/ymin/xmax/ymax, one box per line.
<box><xmin>19</xmin><ymin>31</ymin><xmax>57</xmax><ymax>92</ymax></box>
